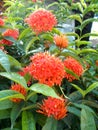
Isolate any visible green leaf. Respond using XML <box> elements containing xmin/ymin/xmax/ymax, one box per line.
<box><xmin>66</xmin><ymin>32</ymin><xmax>79</xmax><ymax>39</ymax></box>
<box><xmin>19</xmin><ymin>28</ymin><xmax>31</xmax><ymax>40</ymax></box>
<box><xmin>42</xmin><ymin>117</ymin><xmax>57</xmax><ymax>130</ymax></box>
<box><xmin>68</xmin><ymin>14</ymin><xmax>82</xmax><ymax>23</ymax></box>
<box><xmin>85</xmin><ymin>82</ymin><xmax>98</xmax><ymax>95</ymax></box>
<box><xmin>73</xmin><ymin>103</ymin><xmax>97</xmax><ymax>118</ymax></box>
<box><xmin>0</xmin><ymin>50</ymin><xmax>10</xmax><ymax>72</ymax></box>
<box><xmin>7</xmin><ymin>54</ymin><xmax>21</xmax><ymax>70</ymax></box>
<box><xmin>22</xmin><ymin>111</ymin><xmax>36</xmax><ymax>130</ymax></box>
<box><xmin>81</xmin><ymin>18</ymin><xmax>98</xmax><ymax>30</ymax></box>
<box><xmin>0</xmin><ymin>72</ymin><xmax>27</xmax><ymax>88</ymax></box>
<box><xmin>0</xmin><ymin>100</ymin><xmax>13</xmax><ymax>110</ymax></box>
<box><xmin>71</xmin><ymin>84</ymin><xmax>85</xmax><ymax>97</ymax></box>
<box><xmin>29</xmin><ymin>83</ymin><xmax>60</xmax><ymax>99</ymax></box>
<box><xmin>41</xmin><ymin>33</ymin><xmax>53</xmax><ymax>42</ymax></box>
<box><xmin>0</xmin><ymin>109</ymin><xmax>10</xmax><ymax>119</ymax></box>
<box><xmin>76</xmin><ymin>40</ymin><xmax>90</xmax><ymax>47</ymax></box>
<box><xmin>35</xmin><ymin>113</ymin><xmax>46</xmax><ymax>127</ymax></box>
<box><xmin>77</xmin><ymin>49</ymin><xmax>97</xmax><ymax>55</ymax></box>
<box><xmin>83</xmin><ymin>4</ymin><xmax>98</xmax><ymax>16</ymax></box>
<box><xmin>26</xmin><ymin>37</ymin><xmax>40</xmax><ymax>54</ymax></box>
<box><xmin>68</xmin><ymin>106</ymin><xmax>81</xmax><ymax>117</ymax></box>
<box><xmin>69</xmin><ymin>91</ymin><xmax>82</xmax><ymax>102</ymax></box>
<box><xmin>52</xmin><ymin>28</ymin><xmax>61</xmax><ymax>35</ymax></box>
<box><xmin>65</xmin><ymin>67</ymin><xmax>79</xmax><ymax>80</ymax></box>
<box><xmin>11</xmin><ymin>103</ymin><xmax>24</xmax><ymax>129</ymax></box>
<box><xmin>81</xmin><ymin>33</ymin><xmax>98</xmax><ymax>39</ymax></box>
<box><xmin>82</xmin><ymin>100</ymin><xmax>98</xmax><ymax>109</ymax></box>
<box><xmin>0</xmin><ymin>90</ymin><xmax>25</xmax><ymax>101</ymax></box>
<box><xmin>81</xmin><ymin>108</ymin><xmax>96</xmax><ymax>130</ymax></box>
<box><xmin>4</xmin><ymin>36</ymin><xmax>16</xmax><ymax>43</ymax></box>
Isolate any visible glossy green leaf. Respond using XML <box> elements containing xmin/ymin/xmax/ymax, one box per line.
<box><xmin>0</xmin><ymin>90</ymin><xmax>25</xmax><ymax>101</ymax></box>
<box><xmin>81</xmin><ymin>33</ymin><xmax>98</xmax><ymax>39</ymax></box>
<box><xmin>69</xmin><ymin>91</ymin><xmax>82</xmax><ymax>102</ymax></box>
<box><xmin>4</xmin><ymin>36</ymin><xmax>16</xmax><ymax>43</ymax></box>
<box><xmin>65</xmin><ymin>67</ymin><xmax>79</xmax><ymax>80</ymax></box>
<box><xmin>68</xmin><ymin>14</ymin><xmax>82</xmax><ymax>23</ymax></box>
<box><xmin>81</xmin><ymin>18</ymin><xmax>98</xmax><ymax>30</ymax></box>
<box><xmin>0</xmin><ymin>109</ymin><xmax>10</xmax><ymax>119</ymax></box>
<box><xmin>81</xmin><ymin>108</ymin><xmax>96</xmax><ymax>130</ymax></box>
<box><xmin>0</xmin><ymin>72</ymin><xmax>27</xmax><ymax>88</ymax></box>
<box><xmin>77</xmin><ymin>49</ymin><xmax>97</xmax><ymax>55</ymax></box>
<box><xmin>42</xmin><ymin>117</ymin><xmax>57</xmax><ymax>130</ymax></box>
<box><xmin>83</xmin><ymin>4</ymin><xmax>98</xmax><ymax>17</ymax></box>
<box><xmin>22</xmin><ymin>111</ymin><xmax>36</xmax><ymax>130</ymax></box>
<box><xmin>66</xmin><ymin>32</ymin><xmax>79</xmax><ymax>39</ymax></box>
<box><xmin>0</xmin><ymin>100</ymin><xmax>13</xmax><ymax>110</ymax></box>
<box><xmin>71</xmin><ymin>84</ymin><xmax>85</xmax><ymax>97</ymax></box>
<box><xmin>26</xmin><ymin>37</ymin><xmax>40</xmax><ymax>54</ymax></box>
<box><xmin>11</xmin><ymin>103</ymin><xmax>24</xmax><ymax>129</ymax></box>
<box><xmin>35</xmin><ymin>113</ymin><xmax>46</xmax><ymax>127</ymax></box>
<box><xmin>19</xmin><ymin>28</ymin><xmax>31</xmax><ymax>40</ymax></box>
<box><xmin>7</xmin><ymin>54</ymin><xmax>21</xmax><ymax>70</ymax></box>
<box><xmin>29</xmin><ymin>83</ymin><xmax>60</xmax><ymax>99</ymax></box>
<box><xmin>41</xmin><ymin>33</ymin><xmax>53</xmax><ymax>42</ymax></box>
<box><xmin>82</xmin><ymin>100</ymin><xmax>98</xmax><ymax>109</ymax></box>
<box><xmin>68</xmin><ymin>106</ymin><xmax>81</xmax><ymax>117</ymax></box>
<box><xmin>0</xmin><ymin>50</ymin><xmax>10</xmax><ymax>72</ymax></box>
<box><xmin>85</xmin><ymin>82</ymin><xmax>98</xmax><ymax>95</ymax></box>
<box><xmin>76</xmin><ymin>40</ymin><xmax>90</xmax><ymax>47</ymax></box>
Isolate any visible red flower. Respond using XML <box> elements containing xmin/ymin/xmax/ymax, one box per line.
<box><xmin>37</xmin><ymin>97</ymin><xmax>67</xmax><ymax>120</ymax></box>
<box><xmin>32</xmin><ymin>0</ymin><xmax>43</xmax><ymax>2</ymax></box>
<box><xmin>32</xmin><ymin>0</ymin><xmax>37</xmax><ymax>2</ymax></box>
<box><xmin>0</xmin><ymin>18</ymin><xmax>4</xmax><ymax>26</ymax></box>
<box><xmin>1</xmin><ymin>29</ymin><xmax>19</xmax><ymax>45</ymax></box>
<box><xmin>96</xmin><ymin>60</ymin><xmax>98</xmax><ymax>66</ymax></box>
<box><xmin>54</xmin><ymin>34</ymin><xmax>68</xmax><ymax>48</ymax></box>
<box><xmin>25</xmin><ymin>9</ymin><xmax>57</xmax><ymax>34</ymax></box>
<box><xmin>18</xmin><ymin>67</ymin><xmax>30</xmax><ymax>77</ymax></box>
<box><xmin>63</xmin><ymin>57</ymin><xmax>84</xmax><ymax>81</ymax></box>
<box><xmin>10</xmin><ymin>84</ymin><xmax>27</xmax><ymax>103</ymax></box>
<box><xmin>29</xmin><ymin>52</ymin><xmax>65</xmax><ymax>87</ymax></box>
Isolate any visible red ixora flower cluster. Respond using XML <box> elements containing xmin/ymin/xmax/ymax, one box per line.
<box><xmin>37</xmin><ymin>97</ymin><xmax>67</xmax><ymax>120</ymax></box>
<box><xmin>0</xmin><ymin>18</ymin><xmax>4</xmax><ymax>26</ymax></box>
<box><xmin>32</xmin><ymin>0</ymin><xmax>43</xmax><ymax>2</ymax></box>
<box><xmin>54</xmin><ymin>34</ymin><xmax>68</xmax><ymax>48</ymax></box>
<box><xmin>29</xmin><ymin>52</ymin><xmax>65</xmax><ymax>87</ymax></box>
<box><xmin>10</xmin><ymin>84</ymin><xmax>27</xmax><ymax>103</ymax></box>
<box><xmin>63</xmin><ymin>57</ymin><xmax>84</xmax><ymax>81</ymax></box>
<box><xmin>1</xmin><ymin>29</ymin><xmax>19</xmax><ymax>45</ymax></box>
<box><xmin>25</xmin><ymin>9</ymin><xmax>57</xmax><ymax>34</ymax></box>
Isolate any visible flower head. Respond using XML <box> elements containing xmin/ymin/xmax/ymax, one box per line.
<box><xmin>54</xmin><ymin>34</ymin><xmax>68</xmax><ymax>48</ymax></box>
<box><xmin>63</xmin><ymin>57</ymin><xmax>84</xmax><ymax>81</ymax></box>
<box><xmin>32</xmin><ymin>0</ymin><xmax>43</xmax><ymax>2</ymax></box>
<box><xmin>0</xmin><ymin>18</ymin><xmax>4</xmax><ymax>26</ymax></box>
<box><xmin>1</xmin><ymin>29</ymin><xmax>19</xmax><ymax>45</ymax></box>
<box><xmin>29</xmin><ymin>52</ymin><xmax>65</xmax><ymax>87</ymax></box>
<box><xmin>37</xmin><ymin>97</ymin><xmax>67</xmax><ymax>120</ymax></box>
<box><xmin>96</xmin><ymin>60</ymin><xmax>98</xmax><ymax>66</ymax></box>
<box><xmin>25</xmin><ymin>9</ymin><xmax>57</xmax><ymax>34</ymax></box>
<box><xmin>10</xmin><ymin>84</ymin><xmax>27</xmax><ymax>103</ymax></box>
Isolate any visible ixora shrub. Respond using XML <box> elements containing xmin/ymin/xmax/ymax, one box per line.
<box><xmin>0</xmin><ymin>0</ymin><xmax>98</xmax><ymax>130</ymax></box>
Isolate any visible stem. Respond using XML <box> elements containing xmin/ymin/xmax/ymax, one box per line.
<box><xmin>59</xmin><ymin>87</ymin><xmax>69</xmax><ymax>99</ymax></box>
